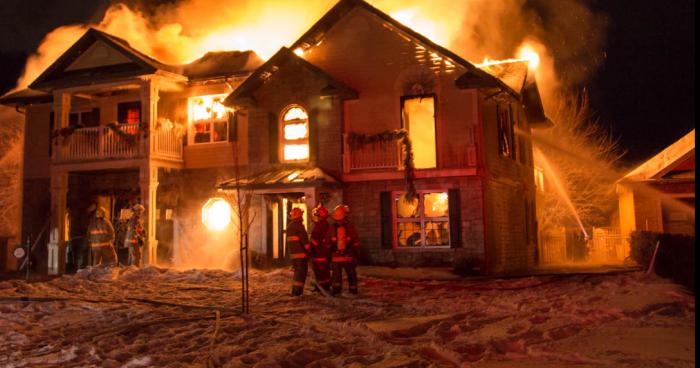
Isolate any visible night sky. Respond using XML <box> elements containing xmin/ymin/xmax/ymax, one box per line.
<box><xmin>0</xmin><ymin>0</ymin><xmax>694</xmax><ymax>167</ymax></box>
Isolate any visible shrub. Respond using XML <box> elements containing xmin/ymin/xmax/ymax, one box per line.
<box><xmin>630</xmin><ymin>231</ymin><xmax>695</xmax><ymax>291</ymax></box>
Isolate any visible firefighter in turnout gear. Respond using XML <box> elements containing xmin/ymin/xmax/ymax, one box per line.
<box><xmin>87</xmin><ymin>207</ymin><xmax>117</xmax><ymax>266</ymax></box>
<box><xmin>125</xmin><ymin>204</ymin><xmax>145</xmax><ymax>267</ymax></box>
<box><xmin>310</xmin><ymin>205</ymin><xmax>331</xmax><ymax>292</ymax></box>
<box><xmin>286</xmin><ymin>207</ymin><xmax>311</xmax><ymax>296</ymax></box>
<box><xmin>327</xmin><ymin>205</ymin><xmax>360</xmax><ymax>295</ymax></box>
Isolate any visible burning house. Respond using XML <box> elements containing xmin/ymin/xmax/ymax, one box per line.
<box><xmin>1</xmin><ymin>0</ymin><xmax>551</xmax><ymax>275</ymax></box>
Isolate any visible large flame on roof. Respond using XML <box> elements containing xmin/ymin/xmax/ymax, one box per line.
<box><xmin>14</xmin><ymin>0</ymin><xmax>606</xmax><ymax>113</ymax></box>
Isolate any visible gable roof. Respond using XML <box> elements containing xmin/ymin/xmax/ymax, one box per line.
<box><xmin>224</xmin><ymin>47</ymin><xmax>358</xmax><ymax>107</ymax></box>
<box><xmin>30</xmin><ymin>28</ymin><xmax>181</xmax><ymax>91</ymax></box>
<box><xmin>289</xmin><ymin>0</ymin><xmax>519</xmax><ymax>99</ymax></box>
<box><xmin>624</xmin><ymin>129</ymin><xmax>695</xmax><ymax>181</ymax></box>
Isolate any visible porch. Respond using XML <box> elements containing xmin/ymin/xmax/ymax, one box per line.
<box><xmin>56</xmin><ymin>123</ymin><xmax>183</xmax><ymax>163</ymax></box>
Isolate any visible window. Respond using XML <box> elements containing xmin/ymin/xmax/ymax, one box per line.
<box><xmin>68</xmin><ymin>108</ymin><xmax>100</xmax><ymax>128</ymax></box>
<box><xmin>402</xmin><ymin>95</ymin><xmax>437</xmax><ymax>169</ymax></box>
<box><xmin>188</xmin><ymin>94</ymin><xmax>228</xmax><ymax>144</ymax></box>
<box><xmin>394</xmin><ymin>191</ymin><xmax>450</xmax><ymax>248</ymax></box>
<box><xmin>497</xmin><ymin>104</ymin><xmax>515</xmax><ymax>159</ymax></box>
<box><xmin>280</xmin><ymin>105</ymin><xmax>309</xmax><ymax>162</ymax></box>
<box><xmin>117</xmin><ymin>102</ymin><xmax>140</xmax><ymax>125</ymax></box>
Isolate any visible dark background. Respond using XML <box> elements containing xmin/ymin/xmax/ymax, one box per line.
<box><xmin>0</xmin><ymin>0</ymin><xmax>694</xmax><ymax>167</ymax></box>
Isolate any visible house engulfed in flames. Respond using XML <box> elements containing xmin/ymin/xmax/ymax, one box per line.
<box><xmin>1</xmin><ymin>0</ymin><xmax>551</xmax><ymax>275</ymax></box>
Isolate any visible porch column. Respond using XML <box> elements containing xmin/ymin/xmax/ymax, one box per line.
<box><xmin>52</xmin><ymin>92</ymin><xmax>71</xmax><ymax>162</ymax></box>
<box><xmin>47</xmin><ymin>170</ymin><xmax>68</xmax><ymax>275</ymax></box>
<box><xmin>140</xmin><ymin>78</ymin><xmax>159</xmax><ymax>157</ymax></box>
<box><xmin>140</xmin><ymin>164</ymin><xmax>159</xmax><ymax>265</ymax></box>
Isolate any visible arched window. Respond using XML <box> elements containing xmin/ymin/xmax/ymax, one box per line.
<box><xmin>280</xmin><ymin>105</ymin><xmax>309</xmax><ymax>162</ymax></box>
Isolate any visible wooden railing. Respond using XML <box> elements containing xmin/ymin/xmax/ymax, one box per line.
<box><xmin>58</xmin><ymin>123</ymin><xmax>183</xmax><ymax>162</ymax></box>
<box><xmin>343</xmin><ymin>133</ymin><xmax>403</xmax><ymax>172</ymax></box>
<box><xmin>154</xmin><ymin>127</ymin><xmax>183</xmax><ymax>159</ymax></box>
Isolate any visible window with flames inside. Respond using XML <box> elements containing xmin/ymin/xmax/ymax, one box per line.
<box><xmin>395</xmin><ymin>191</ymin><xmax>450</xmax><ymax>248</ymax></box>
<box><xmin>281</xmin><ymin>105</ymin><xmax>309</xmax><ymax>162</ymax></box>
<box><xmin>189</xmin><ymin>94</ymin><xmax>228</xmax><ymax>144</ymax></box>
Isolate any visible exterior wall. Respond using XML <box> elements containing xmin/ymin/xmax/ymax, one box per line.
<box><xmin>302</xmin><ymin>7</ymin><xmax>479</xmax><ymax>170</ymax></box>
<box><xmin>23</xmin><ymin>104</ymin><xmax>52</xmax><ymax>180</ymax></box>
<box><xmin>246</xmin><ymin>58</ymin><xmax>343</xmax><ymax>178</ymax></box>
<box><xmin>480</xmin><ymin>93</ymin><xmax>538</xmax><ymax>273</ymax></box>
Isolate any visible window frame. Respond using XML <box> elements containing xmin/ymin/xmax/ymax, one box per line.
<box><xmin>187</xmin><ymin>94</ymin><xmax>229</xmax><ymax>145</ymax></box>
<box><xmin>400</xmin><ymin>93</ymin><xmax>438</xmax><ymax>169</ymax></box>
<box><xmin>497</xmin><ymin>103</ymin><xmax>516</xmax><ymax>160</ymax></box>
<box><xmin>279</xmin><ymin>104</ymin><xmax>310</xmax><ymax>163</ymax></box>
<box><xmin>392</xmin><ymin>190</ymin><xmax>451</xmax><ymax>250</ymax></box>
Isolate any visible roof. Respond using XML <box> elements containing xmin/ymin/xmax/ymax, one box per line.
<box><xmin>217</xmin><ymin>166</ymin><xmax>341</xmax><ymax>190</ymax></box>
<box><xmin>30</xmin><ymin>28</ymin><xmax>180</xmax><ymax>91</ymax></box>
<box><xmin>225</xmin><ymin>47</ymin><xmax>358</xmax><ymax>107</ymax></box>
<box><xmin>288</xmin><ymin>0</ymin><xmax>519</xmax><ymax>99</ymax></box>
<box><xmin>182</xmin><ymin>51</ymin><xmax>263</xmax><ymax>80</ymax></box>
<box><xmin>0</xmin><ymin>88</ymin><xmax>52</xmax><ymax>106</ymax></box>
<box><xmin>624</xmin><ymin>129</ymin><xmax>695</xmax><ymax>181</ymax></box>
<box><xmin>457</xmin><ymin>60</ymin><xmax>553</xmax><ymax>129</ymax></box>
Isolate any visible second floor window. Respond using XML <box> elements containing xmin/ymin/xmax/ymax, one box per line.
<box><xmin>117</xmin><ymin>102</ymin><xmax>140</xmax><ymax>125</ymax></box>
<box><xmin>189</xmin><ymin>94</ymin><xmax>228</xmax><ymax>144</ymax></box>
<box><xmin>497</xmin><ymin>104</ymin><xmax>515</xmax><ymax>159</ymax></box>
<box><xmin>402</xmin><ymin>95</ymin><xmax>437</xmax><ymax>169</ymax></box>
<box><xmin>280</xmin><ymin>105</ymin><xmax>309</xmax><ymax>162</ymax></box>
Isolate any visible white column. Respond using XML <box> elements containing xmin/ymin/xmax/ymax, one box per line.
<box><xmin>48</xmin><ymin>170</ymin><xmax>68</xmax><ymax>275</ymax></box>
<box><xmin>140</xmin><ymin>78</ymin><xmax>159</xmax><ymax>157</ymax></box>
<box><xmin>140</xmin><ymin>163</ymin><xmax>159</xmax><ymax>265</ymax></box>
<box><xmin>52</xmin><ymin>92</ymin><xmax>71</xmax><ymax>162</ymax></box>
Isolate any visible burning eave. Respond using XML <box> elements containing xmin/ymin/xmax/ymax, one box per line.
<box><xmin>0</xmin><ymin>89</ymin><xmax>53</xmax><ymax>109</ymax></box>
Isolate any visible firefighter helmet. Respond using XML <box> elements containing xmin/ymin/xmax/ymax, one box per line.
<box><xmin>132</xmin><ymin>204</ymin><xmax>145</xmax><ymax>213</ymax></box>
<box><xmin>290</xmin><ymin>207</ymin><xmax>304</xmax><ymax>220</ymax></box>
<box><xmin>313</xmin><ymin>205</ymin><xmax>329</xmax><ymax>218</ymax></box>
<box><xmin>332</xmin><ymin>205</ymin><xmax>349</xmax><ymax>221</ymax></box>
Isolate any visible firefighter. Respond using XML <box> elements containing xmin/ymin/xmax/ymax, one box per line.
<box><xmin>125</xmin><ymin>204</ymin><xmax>145</xmax><ymax>267</ymax></box>
<box><xmin>286</xmin><ymin>207</ymin><xmax>311</xmax><ymax>296</ymax></box>
<box><xmin>87</xmin><ymin>207</ymin><xmax>117</xmax><ymax>266</ymax></box>
<box><xmin>310</xmin><ymin>205</ymin><xmax>331</xmax><ymax>292</ymax></box>
<box><xmin>327</xmin><ymin>204</ymin><xmax>360</xmax><ymax>295</ymax></box>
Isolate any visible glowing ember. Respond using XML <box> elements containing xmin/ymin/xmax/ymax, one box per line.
<box><xmin>202</xmin><ymin>197</ymin><xmax>232</xmax><ymax>231</ymax></box>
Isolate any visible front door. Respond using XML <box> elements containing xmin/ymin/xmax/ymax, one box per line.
<box><xmin>266</xmin><ymin>195</ymin><xmax>307</xmax><ymax>266</ymax></box>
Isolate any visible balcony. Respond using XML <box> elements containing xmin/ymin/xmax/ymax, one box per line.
<box><xmin>343</xmin><ymin>133</ymin><xmax>404</xmax><ymax>173</ymax></box>
<box><xmin>56</xmin><ymin>123</ymin><xmax>183</xmax><ymax>163</ymax></box>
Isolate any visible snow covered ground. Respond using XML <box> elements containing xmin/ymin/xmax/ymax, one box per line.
<box><xmin>0</xmin><ymin>266</ymin><xmax>694</xmax><ymax>367</ymax></box>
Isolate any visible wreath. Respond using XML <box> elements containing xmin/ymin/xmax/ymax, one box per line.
<box><xmin>347</xmin><ymin>129</ymin><xmax>417</xmax><ymax>200</ymax></box>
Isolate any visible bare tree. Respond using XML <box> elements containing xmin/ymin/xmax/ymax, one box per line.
<box><xmin>0</xmin><ymin>108</ymin><xmax>23</xmax><ymax>238</ymax></box>
<box><xmin>533</xmin><ymin>91</ymin><xmax>623</xmax><ymax>231</ymax></box>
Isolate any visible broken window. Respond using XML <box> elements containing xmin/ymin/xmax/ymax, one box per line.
<box><xmin>280</xmin><ymin>105</ymin><xmax>309</xmax><ymax>162</ymax></box>
<box><xmin>497</xmin><ymin>104</ymin><xmax>515</xmax><ymax>159</ymax></box>
<box><xmin>188</xmin><ymin>94</ymin><xmax>228</xmax><ymax>144</ymax></box>
<box><xmin>394</xmin><ymin>191</ymin><xmax>450</xmax><ymax>248</ymax></box>
<box><xmin>402</xmin><ymin>95</ymin><xmax>437</xmax><ymax>169</ymax></box>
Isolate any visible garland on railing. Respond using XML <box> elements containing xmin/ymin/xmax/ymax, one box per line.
<box><xmin>347</xmin><ymin>129</ymin><xmax>417</xmax><ymax>200</ymax></box>
<box><xmin>106</xmin><ymin>122</ymin><xmax>139</xmax><ymax>145</ymax></box>
<box><xmin>51</xmin><ymin>126</ymin><xmax>80</xmax><ymax>146</ymax></box>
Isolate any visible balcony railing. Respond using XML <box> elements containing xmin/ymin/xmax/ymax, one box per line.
<box><xmin>343</xmin><ymin>133</ymin><xmax>403</xmax><ymax>172</ymax></box>
<box><xmin>57</xmin><ymin>123</ymin><xmax>183</xmax><ymax>163</ymax></box>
